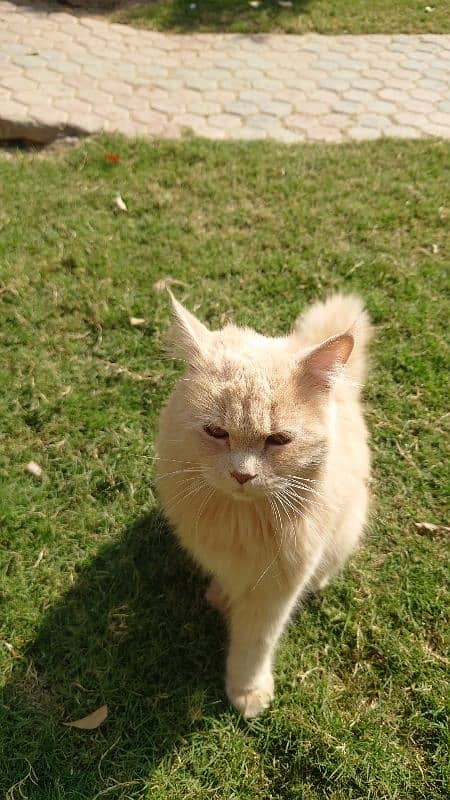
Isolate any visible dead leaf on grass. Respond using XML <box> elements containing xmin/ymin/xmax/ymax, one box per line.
<box><xmin>32</xmin><ymin>549</ymin><xmax>45</xmax><ymax>568</ymax></box>
<box><xmin>423</xmin><ymin>642</ymin><xmax>449</xmax><ymax>664</ymax></box>
<box><xmin>0</xmin><ymin>285</ymin><xmax>19</xmax><ymax>296</ymax></box>
<box><xmin>25</xmin><ymin>461</ymin><xmax>42</xmax><ymax>479</ymax></box>
<box><xmin>113</xmin><ymin>194</ymin><xmax>127</xmax><ymax>212</ymax></box>
<box><xmin>414</xmin><ymin>522</ymin><xmax>450</xmax><ymax>534</ymax></box>
<box><xmin>1</xmin><ymin>640</ymin><xmax>19</xmax><ymax>657</ymax></box>
<box><xmin>101</xmin><ymin>359</ymin><xmax>162</xmax><ymax>384</ymax></box>
<box><xmin>129</xmin><ymin>316</ymin><xmax>147</xmax><ymax>327</ymax></box>
<box><xmin>64</xmin><ymin>704</ymin><xmax>108</xmax><ymax>730</ymax></box>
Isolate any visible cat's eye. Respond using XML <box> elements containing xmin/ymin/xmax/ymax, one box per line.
<box><xmin>266</xmin><ymin>433</ymin><xmax>292</xmax><ymax>446</ymax></box>
<box><xmin>203</xmin><ymin>424</ymin><xmax>229</xmax><ymax>440</ymax></box>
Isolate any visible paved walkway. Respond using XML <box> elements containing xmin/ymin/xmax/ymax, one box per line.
<box><xmin>1</xmin><ymin>1</ymin><xmax>449</xmax><ymax>144</ymax></box>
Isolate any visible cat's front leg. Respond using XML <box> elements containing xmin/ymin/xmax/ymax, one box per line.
<box><xmin>225</xmin><ymin>581</ymin><xmax>300</xmax><ymax>718</ymax></box>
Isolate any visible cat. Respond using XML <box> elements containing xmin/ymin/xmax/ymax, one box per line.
<box><xmin>156</xmin><ymin>292</ymin><xmax>372</xmax><ymax>718</ymax></box>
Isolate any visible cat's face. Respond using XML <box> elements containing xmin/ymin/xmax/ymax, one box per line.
<box><xmin>165</xmin><ymin>294</ymin><xmax>352</xmax><ymax>503</ymax></box>
<box><xmin>181</xmin><ymin>363</ymin><xmax>326</xmax><ymax>502</ymax></box>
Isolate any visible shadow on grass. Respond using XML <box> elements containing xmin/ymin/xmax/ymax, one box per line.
<box><xmin>2</xmin><ymin>510</ymin><xmax>227</xmax><ymax>798</ymax></box>
<box><xmin>13</xmin><ymin>1</ymin><xmax>312</xmax><ymax>34</ymax></box>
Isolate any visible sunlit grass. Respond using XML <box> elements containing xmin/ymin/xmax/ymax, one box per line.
<box><xmin>0</xmin><ymin>135</ymin><xmax>448</xmax><ymax>799</ymax></box>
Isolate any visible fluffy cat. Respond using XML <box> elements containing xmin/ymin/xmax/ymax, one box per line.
<box><xmin>156</xmin><ymin>292</ymin><xmax>372</xmax><ymax>718</ymax></box>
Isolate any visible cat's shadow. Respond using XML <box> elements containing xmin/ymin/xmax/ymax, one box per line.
<box><xmin>2</xmin><ymin>510</ymin><xmax>229</xmax><ymax>797</ymax></box>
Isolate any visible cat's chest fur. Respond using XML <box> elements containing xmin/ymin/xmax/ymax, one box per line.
<box><xmin>157</xmin><ymin>467</ymin><xmax>317</xmax><ymax>593</ymax></box>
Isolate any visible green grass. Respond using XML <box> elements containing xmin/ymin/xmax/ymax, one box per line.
<box><xmin>0</xmin><ymin>135</ymin><xmax>448</xmax><ymax>800</ymax></box>
<box><xmin>111</xmin><ymin>0</ymin><xmax>450</xmax><ymax>34</ymax></box>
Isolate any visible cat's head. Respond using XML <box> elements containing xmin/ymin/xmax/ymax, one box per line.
<box><xmin>164</xmin><ymin>294</ymin><xmax>353</xmax><ymax>503</ymax></box>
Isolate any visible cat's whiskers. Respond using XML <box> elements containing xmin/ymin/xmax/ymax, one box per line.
<box><xmin>284</xmin><ymin>474</ymin><xmax>321</xmax><ymax>484</ymax></box>
<box><xmin>272</xmin><ymin>490</ymin><xmax>299</xmax><ymax>531</ymax></box>
<box><xmin>194</xmin><ymin>486</ymin><xmax>216</xmax><ymax>542</ymax></box>
<box><xmin>273</xmin><ymin>489</ymin><xmax>326</xmax><ymax>547</ymax></box>
<box><xmin>246</xmin><ymin>496</ymin><xmax>286</xmax><ymax>590</ymax></box>
<box><xmin>163</xmin><ymin>475</ymin><xmax>202</xmax><ymax>501</ymax></box>
<box><xmin>270</xmin><ymin>494</ymin><xmax>284</xmax><ymax>535</ymax></box>
<box><xmin>285</xmin><ymin>481</ymin><xmax>340</xmax><ymax>516</ymax></box>
<box><xmin>283</xmin><ymin>478</ymin><xmax>326</xmax><ymax>500</ymax></box>
<box><xmin>282</xmin><ymin>476</ymin><xmax>340</xmax><ymax>513</ymax></box>
<box><xmin>281</xmin><ymin>486</ymin><xmax>326</xmax><ymax>514</ymax></box>
<box><xmin>283</xmin><ymin>494</ymin><xmax>338</xmax><ymax>556</ymax></box>
<box><xmin>164</xmin><ymin>476</ymin><xmax>208</xmax><ymax>514</ymax></box>
<box><xmin>151</xmin><ymin>456</ymin><xmax>199</xmax><ymax>463</ymax></box>
<box><xmin>250</xmin><ymin>533</ymin><xmax>283</xmax><ymax>592</ymax></box>
<box><xmin>154</xmin><ymin>467</ymin><xmax>204</xmax><ymax>481</ymax></box>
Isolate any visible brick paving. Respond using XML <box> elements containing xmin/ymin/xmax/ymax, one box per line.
<box><xmin>0</xmin><ymin>1</ymin><xmax>449</xmax><ymax>144</ymax></box>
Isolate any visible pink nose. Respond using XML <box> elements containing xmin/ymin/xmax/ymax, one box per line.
<box><xmin>231</xmin><ymin>471</ymin><xmax>256</xmax><ymax>485</ymax></box>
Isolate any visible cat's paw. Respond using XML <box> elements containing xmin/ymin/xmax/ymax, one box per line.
<box><xmin>205</xmin><ymin>578</ymin><xmax>228</xmax><ymax>614</ymax></box>
<box><xmin>226</xmin><ymin>674</ymin><xmax>274</xmax><ymax>719</ymax></box>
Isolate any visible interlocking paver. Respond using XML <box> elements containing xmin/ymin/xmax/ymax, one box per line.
<box><xmin>320</xmin><ymin>113</ymin><xmax>349</xmax><ymax>130</ymax></box>
<box><xmin>382</xmin><ymin>125</ymin><xmax>422</xmax><ymax>138</ymax></box>
<box><xmin>358</xmin><ymin>114</ymin><xmax>392</xmax><ymax>130</ymax></box>
<box><xmin>227</xmin><ymin>100</ymin><xmax>259</xmax><ymax>117</ymax></box>
<box><xmin>208</xmin><ymin>113</ymin><xmax>243</xmax><ymax>130</ymax></box>
<box><xmin>0</xmin><ymin>1</ymin><xmax>449</xmax><ymax>144</ymax></box>
<box><xmin>231</xmin><ymin>126</ymin><xmax>267</xmax><ymax>141</ymax></box>
<box><xmin>348</xmin><ymin>126</ymin><xmax>382</xmax><ymax>141</ymax></box>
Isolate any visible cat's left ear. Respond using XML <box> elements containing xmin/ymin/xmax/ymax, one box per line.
<box><xmin>299</xmin><ymin>333</ymin><xmax>354</xmax><ymax>392</ymax></box>
<box><xmin>167</xmin><ymin>291</ymin><xmax>210</xmax><ymax>365</ymax></box>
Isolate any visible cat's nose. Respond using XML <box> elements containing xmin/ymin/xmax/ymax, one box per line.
<box><xmin>231</xmin><ymin>471</ymin><xmax>256</xmax><ymax>485</ymax></box>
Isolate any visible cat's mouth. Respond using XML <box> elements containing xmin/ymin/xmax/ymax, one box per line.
<box><xmin>227</xmin><ymin>479</ymin><xmax>266</xmax><ymax>502</ymax></box>
<box><xmin>229</xmin><ymin>486</ymin><xmax>256</xmax><ymax>501</ymax></box>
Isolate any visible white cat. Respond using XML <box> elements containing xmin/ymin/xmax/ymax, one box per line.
<box><xmin>156</xmin><ymin>293</ymin><xmax>372</xmax><ymax>718</ymax></box>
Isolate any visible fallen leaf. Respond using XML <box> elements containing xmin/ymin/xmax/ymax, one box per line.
<box><xmin>1</xmin><ymin>640</ymin><xmax>19</xmax><ymax>656</ymax></box>
<box><xmin>423</xmin><ymin>642</ymin><xmax>449</xmax><ymax>665</ymax></box>
<box><xmin>113</xmin><ymin>194</ymin><xmax>127</xmax><ymax>212</ymax></box>
<box><xmin>414</xmin><ymin>522</ymin><xmax>450</xmax><ymax>534</ymax></box>
<box><xmin>129</xmin><ymin>316</ymin><xmax>147</xmax><ymax>327</ymax></box>
<box><xmin>33</xmin><ymin>549</ymin><xmax>45</xmax><ymax>568</ymax></box>
<box><xmin>25</xmin><ymin>461</ymin><xmax>42</xmax><ymax>479</ymax></box>
<box><xmin>64</xmin><ymin>704</ymin><xmax>108</xmax><ymax>730</ymax></box>
<box><xmin>105</xmin><ymin>153</ymin><xmax>120</xmax><ymax>164</ymax></box>
<box><xmin>278</xmin><ymin>0</ymin><xmax>293</xmax><ymax>6</ymax></box>
<box><xmin>0</xmin><ymin>285</ymin><xmax>19</xmax><ymax>296</ymax></box>
<box><xmin>101</xmin><ymin>359</ymin><xmax>162</xmax><ymax>383</ymax></box>
<box><xmin>154</xmin><ymin>276</ymin><xmax>186</xmax><ymax>292</ymax></box>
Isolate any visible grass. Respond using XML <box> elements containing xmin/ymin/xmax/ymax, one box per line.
<box><xmin>0</xmin><ymin>134</ymin><xmax>448</xmax><ymax>800</ymax></box>
<box><xmin>110</xmin><ymin>0</ymin><xmax>450</xmax><ymax>34</ymax></box>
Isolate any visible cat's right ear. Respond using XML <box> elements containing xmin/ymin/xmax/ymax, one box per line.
<box><xmin>167</xmin><ymin>291</ymin><xmax>210</xmax><ymax>366</ymax></box>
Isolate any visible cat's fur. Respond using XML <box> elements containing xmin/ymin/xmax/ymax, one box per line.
<box><xmin>156</xmin><ymin>293</ymin><xmax>372</xmax><ymax>717</ymax></box>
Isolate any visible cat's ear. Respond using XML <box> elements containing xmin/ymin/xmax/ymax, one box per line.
<box><xmin>167</xmin><ymin>291</ymin><xmax>210</xmax><ymax>364</ymax></box>
<box><xmin>299</xmin><ymin>333</ymin><xmax>354</xmax><ymax>392</ymax></box>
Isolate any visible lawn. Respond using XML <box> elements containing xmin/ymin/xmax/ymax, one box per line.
<box><xmin>0</xmin><ymin>135</ymin><xmax>448</xmax><ymax>800</ymax></box>
<box><xmin>110</xmin><ymin>0</ymin><xmax>450</xmax><ymax>34</ymax></box>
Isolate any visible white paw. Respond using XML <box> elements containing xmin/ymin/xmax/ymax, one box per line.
<box><xmin>226</xmin><ymin>674</ymin><xmax>274</xmax><ymax>718</ymax></box>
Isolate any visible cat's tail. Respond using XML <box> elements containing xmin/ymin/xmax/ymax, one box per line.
<box><xmin>294</xmin><ymin>293</ymin><xmax>372</xmax><ymax>385</ymax></box>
